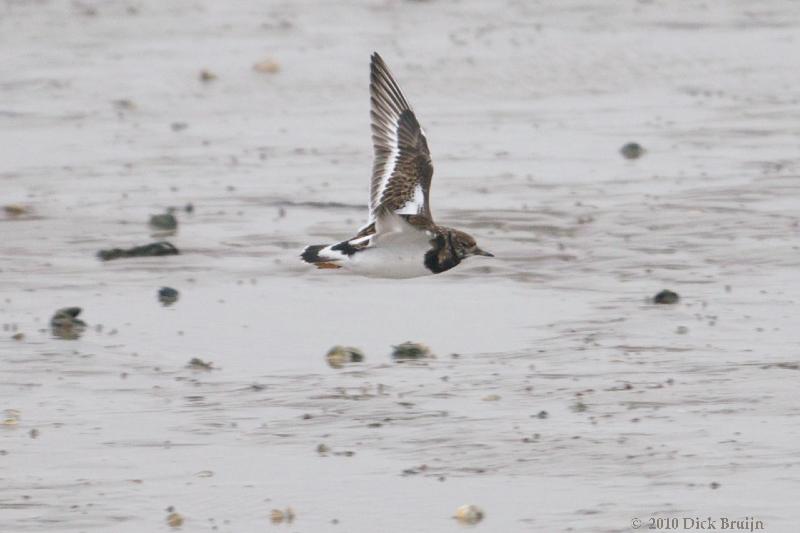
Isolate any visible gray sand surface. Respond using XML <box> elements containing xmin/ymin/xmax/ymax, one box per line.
<box><xmin>2</xmin><ymin>0</ymin><xmax>799</xmax><ymax>531</ymax></box>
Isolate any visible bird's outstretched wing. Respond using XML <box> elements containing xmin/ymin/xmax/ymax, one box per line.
<box><xmin>368</xmin><ymin>52</ymin><xmax>434</xmax><ymax>224</ymax></box>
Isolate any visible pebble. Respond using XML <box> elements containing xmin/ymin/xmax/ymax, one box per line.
<box><xmin>572</xmin><ymin>401</ymin><xmax>588</xmax><ymax>412</ymax></box>
<box><xmin>199</xmin><ymin>69</ymin><xmax>217</xmax><ymax>82</ymax></box>
<box><xmin>112</xmin><ymin>99</ymin><xmax>136</xmax><ymax>111</ymax></box>
<box><xmin>158</xmin><ymin>287</ymin><xmax>180</xmax><ymax>305</ymax></box>
<box><xmin>391</xmin><ymin>342</ymin><xmax>433</xmax><ymax>360</ymax></box>
<box><xmin>620</xmin><ymin>142</ymin><xmax>645</xmax><ymax>159</ymax></box>
<box><xmin>316</xmin><ymin>443</ymin><xmax>330</xmax><ymax>455</ymax></box>
<box><xmin>149</xmin><ymin>213</ymin><xmax>178</xmax><ymax>230</ymax></box>
<box><xmin>187</xmin><ymin>358</ymin><xmax>214</xmax><ymax>370</ymax></box>
<box><xmin>50</xmin><ymin>307</ymin><xmax>87</xmax><ymax>340</ymax></box>
<box><xmin>653</xmin><ymin>289</ymin><xmax>680</xmax><ymax>304</ymax></box>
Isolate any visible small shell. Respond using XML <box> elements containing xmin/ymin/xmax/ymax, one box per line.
<box><xmin>454</xmin><ymin>504</ymin><xmax>484</xmax><ymax>524</ymax></box>
<box><xmin>254</xmin><ymin>59</ymin><xmax>281</xmax><ymax>74</ymax></box>
<box><xmin>166</xmin><ymin>512</ymin><xmax>184</xmax><ymax>528</ymax></box>
<box><xmin>270</xmin><ymin>509</ymin><xmax>284</xmax><ymax>523</ymax></box>
<box><xmin>325</xmin><ymin>346</ymin><xmax>364</xmax><ymax>369</ymax></box>
<box><xmin>270</xmin><ymin>507</ymin><xmax>295</xmax><ymax>524</ymax></box>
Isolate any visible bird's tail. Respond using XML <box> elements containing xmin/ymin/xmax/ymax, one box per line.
<box><xmin>301</xmin><ymin>244</ymin><xmax>327</xmax><ymax>263</ymax></box>
<box><xmin>300</xmin><ymin>244</ymin><xmax>343</xmax><ymax>269</ymax></box>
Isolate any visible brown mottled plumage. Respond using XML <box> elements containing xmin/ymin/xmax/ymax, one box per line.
<box><xmin>369</xmin><ymin>55</ymin><xmax>434</xmax><ymax>220</ymax></box>
<box><xmin>300</xmin><ymin>53</ymin><xmax>493</xmax><ymax>278</ymax></box>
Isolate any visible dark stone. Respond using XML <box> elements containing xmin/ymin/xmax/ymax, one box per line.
<box><xmin>653</xmin><ymin>289</ymin><xmax>680</xmax><ymax>304</ymax></box>
<box><xmin>50</xmin><ymin>307</ymin><xmax>87</xmax><ymax>340</ymax></box>
<box><xmin>187</xmin><ymin>358</ymin><xmax>213</xmax><ymax>370</ymax></box>
<box><xmin>97</xmin><ymin>241</ymin><xmax>179</xmax><ymax>261</ymax></box>
<box><xmin>158</xmin><ymin>287</ymin><xmax>179</xmax><ymax>305</ymax></box>
<box><xmin>391</xmin><ymin>342</ymin><xmax>433</xmax><ymax>360</ymax></box>
<box><xmin>620</xmin><ymin>142</ymin><xmax>645</xmax><ymax>159</ymax></box>
<box><xmin>149</xmin><ymin>213</ymin><xmax>177</xmax><ymax>230</ymax></box>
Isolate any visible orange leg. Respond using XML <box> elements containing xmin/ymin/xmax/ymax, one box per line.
<box><xmin>315</xmin><ymin>262</ymin><xmax>342</xmax><ymax>269</ymax></box>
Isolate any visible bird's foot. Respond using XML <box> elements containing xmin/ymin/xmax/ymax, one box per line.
<box><xmin>315</xmin><ymin>262</ymin><xmax>342</xmax><ymax>269</ymax></box>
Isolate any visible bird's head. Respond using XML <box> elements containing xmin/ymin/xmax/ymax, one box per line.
<box><xmin>448</xmin><ymin>229</ymin><xmax>494</xmax><ymax>260</ymax></box>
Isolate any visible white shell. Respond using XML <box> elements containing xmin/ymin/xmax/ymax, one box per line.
<box><xmin>454</xmin><ymin>504</ymin><xmax>485</xmax><ymax>524</ymax></box>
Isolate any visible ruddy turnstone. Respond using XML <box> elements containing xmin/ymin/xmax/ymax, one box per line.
<box><xmin>301</xmin><ymin>53</ymin><xmax>493</xmax><ymax>278</ymax></box>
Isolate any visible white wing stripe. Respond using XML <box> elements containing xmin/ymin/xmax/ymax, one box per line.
<box><xmin>393</xmin><ymin>184</ymin><xmax>425</xmax><ymax>215</ymax></box>
<box><xmin>374</xmin><ymin>116</ymin><xmax>399</xmax><ymax>213</ymax></box>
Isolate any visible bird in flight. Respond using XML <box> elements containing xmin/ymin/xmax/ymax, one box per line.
<box><xmin>301</xmin><ymin>52</ymin><xmax>493</xmax><ymax>278</ymax></box>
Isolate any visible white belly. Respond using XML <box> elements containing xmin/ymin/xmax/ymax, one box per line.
<box><xmin>342</xmin><ymin>231</ymin><xmax>434</xmax><ymax>279</ymax></box>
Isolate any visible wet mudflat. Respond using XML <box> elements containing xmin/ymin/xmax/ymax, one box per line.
<box><xmin>2</xmin><ymin>0</ymin><xmax>800</xmax><ymax>531</ymax></box>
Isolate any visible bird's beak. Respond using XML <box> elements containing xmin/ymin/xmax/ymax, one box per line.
<box><xmin>474</xmin><ymin>248</ymin><xmax>494</xmax><ymax>258</ymax></box>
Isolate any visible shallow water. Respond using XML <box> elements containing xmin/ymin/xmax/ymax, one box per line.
<box><xmin>2</xmin><ymin>0</ymin><xmax>800</xmax><ymax>531</ymax></box>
